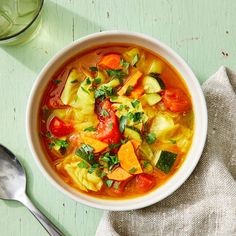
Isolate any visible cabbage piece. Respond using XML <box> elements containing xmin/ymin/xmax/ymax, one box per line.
<box><xmin>60</xmin><ymin>69</ymin><xmax>84</xmax><ymax>106</ymax></box>
<box><xmin>150</xmin><ymin>112</ymin><xmax>178</xmax><ymax>139</ymax></box>
<box><xmin>57</xmin><ymin>155</ymin><xmax>103</xmax><ymax>192</ymax></box>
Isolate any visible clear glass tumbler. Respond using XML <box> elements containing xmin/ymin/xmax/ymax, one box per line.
<box><xmin>0</xmin><ymin>0</ymin><xmax>44</xmax><ymax>45</ymax></box>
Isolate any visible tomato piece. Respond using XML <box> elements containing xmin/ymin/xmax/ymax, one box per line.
<box><xmin>162</xmin><ymin>88</ymin><xmax>191</xmax><ymax>113</ymax></box>
<box><xmin>135</xmin><ymin>174</ymin><xmax>156</xmax><ymax>193</ymax></box>
<box><xmin>49</xmin><ymin>117</ymin><xmax>74</xmax><ymax>137</ymax></box>
<box><xmin>96</xmin><ymin>100</ymin><xmax>121</xmax><ymax>144</ymax></box>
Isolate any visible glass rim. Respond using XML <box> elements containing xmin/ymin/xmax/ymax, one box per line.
<box><xmin>0</xmin><ymin>0</ymin><xmax>44</xmax><ymax>41</ymax></box>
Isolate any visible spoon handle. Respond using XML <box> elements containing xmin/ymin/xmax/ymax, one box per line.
<box><xmin>19</xmin><ymin>193</ymin><xmax>64</xmax><ymax>236</ymax></box>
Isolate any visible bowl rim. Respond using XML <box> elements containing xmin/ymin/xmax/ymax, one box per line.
<box><xmin>26</xmin><ymin>30</ymin><xmax>208</xmax><ymax>211</ymax></box>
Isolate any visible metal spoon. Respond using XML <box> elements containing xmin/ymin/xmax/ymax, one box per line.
<box><xmin>0</xmin><ymin>144</ymin><xmax>64</xmax><ymax>236</ymax></box>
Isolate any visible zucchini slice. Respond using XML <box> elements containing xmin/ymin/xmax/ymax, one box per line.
<box><xmin>142</xmin><ymin>93</ymin><xmax>162</xmax><ymax>106</ymax></box>
<box><xmin>155</xmin><ymin>151</ymin><xmax>177</xmax><ymax>174</ymax></box>
<box><xmin>148</xmin><ymin>60</ymin><xmax>163</xmax><ymax>74</ymax></box>
<box><xmin>143</xmin><ymin>75</ymin><xmax>162</xmax><ymax>93</ymax></box>
<box><xmin>124</xmin><ymin>126</ymin><xmax>142</xmax><ymax>142</ymax></box>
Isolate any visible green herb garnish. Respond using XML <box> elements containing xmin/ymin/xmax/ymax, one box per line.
<box><xmin>125</xmin><ymin>85</ymin><xmax>134</xmax><ymax>95</ymax></box>
<box><xmin>84</xmin><ymin>126</ymin><xmax>97</xmax><ymax>132</ymax></box>
<box><xmin>89</xmin><ymin>66</ymin><xmax>98</xmax><ymax>72</ymax></box>
<box><xmin>81</xmin><ymin>86</ymin><xmax>90</xmax><ymax>94</ymax></box>
<box><xmin>119</xmin><ymin>115</ymin><xmax>127</xmax><ymax>133</ymax></box>
<box><xmin>129</xmin><ymin>167</ymin><xmax>137</xmax><ymax>174</ymax></box>
<box><xmin>143</xmin><ymin>161</ymin><xmax>150</xmax><ymax>168</ymax></box>
<box><xmin>53</xmin><ymin>79</ymin><xmax>61</xmax><ymax>84</ymax></box>
<box><xmin>94</xmin><ymin>78</ymin><xmax>101</xmax><ymax>84</ymax></box>
<box><xmin>78</xmin><ymin>161</ymin><xmax>89</xmax><ymax>169</ymax></box>
<box><xmin>76</xmin><ymin>144</ymin><xmax>95</xmax><ymax>163</ymax></box>
<box><xmin>88</xmin><ymin>163</ymin><xmax>99</xmax><ymax>174</ymax></box>
<box><xmin>149</xmin><ymin>73</ymin><xmax>166</xmax><ymax>89</ymax></box>
<box><xmin>106</xmin><ymin>69</ymin><xmax>127</xmax><ymax>79</ymax></box>
<box><xmin>169</xmin><ymin>139</ymin><xmax>176</xmax><ymax>144</ymax></box>
<box><xmin>95</xmin><ymin>85</ymin><xmax>113</xmax><ymax>99</ymax></box>
<box><xmin>71</xmin><ymin>79</ymin><xmax>78</xmax><ymax>84</ymax></box>
<box><xmin>101</xmin><ymin>109</ymin><xmax>109</xmax><ymax>117</ymax></box>
<box><xmin>113</xmin><ymin>181</ymin><xmax>120</xmax><ymax>190</ymax></box>
<box><xmin>146</xmin><ymin>133</ymin><xmax>156</xmax><ymax>144</ymax></box>
<box><xmin>131</xmin><ymin>100</ymin><xmax>140</xmax><ymax>108</ymax></box>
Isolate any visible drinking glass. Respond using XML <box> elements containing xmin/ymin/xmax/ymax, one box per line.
<box><xmin>0</xmin><ymin>0</ymin><xmax>44</xmax><ymax>45</ymax></box>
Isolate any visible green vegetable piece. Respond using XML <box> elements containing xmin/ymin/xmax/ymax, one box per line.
<box><xmin>113</xmin><ymin>181</ymin><xmax>120</xmax><ymax>190</ymax></box>
<box><xmin>146</xmin><ymin>133</ymin><xmax>156</xmax><ymax>144</ymax></box>
<box><xmin>119</xmin><ymin>115</ymin><xmax>127</xmax><ymax>133</ymax></box>
<box><xmin>149</xmin><ymin>73</ymin><xmax>166</xmax><ymax>90</ymax></box>
<box><xmin>143</xmin><ymin>75</ymin><xmax>162</xmax><ymax>93</ymax></box>
<box><xmin>124</xmin><ymin>126</ymin><xmax>142</xmax><ymax>142</ymax></box>
<box><xmin>156</xmin><ymin>151</ymin><xmax>177</xmax><ymax>174</ymax></box>
<box><xmin>125</xmin><ymin>85</ymin><xmax>134</xmax><ymax>95</ymax></box>
<box><xmin>131</xmin><ymin>99</ymin><xmax>140</xmax><ymax>108</ymax></box>
<box><xmin>142</xmin><ymin>94</ymin><xmax>162</xmax><ymax>106</ymax></box>
<box><xmin>131</xmin><ymin>54</ymin><xmax>139</xmax><ymax>66</ymax></box>
<box><xmin>94</xmin><ymin>78</ymin><xmax>101</xmax><ymax>84</ymax></box>
<box><xmin>75</xmin><ymin>144</ymin><xmax>95</xmax><ymax>163</ymax></box>
<box><xmin>105</xmin><ymin>179</ymin><xmax>114</xmax><ymax>188</ymax></box>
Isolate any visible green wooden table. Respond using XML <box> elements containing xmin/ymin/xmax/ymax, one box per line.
<box><xmin>0</xmin><ymin>0</ymin><xmax>235</xmax><ymax>235</ymax></box>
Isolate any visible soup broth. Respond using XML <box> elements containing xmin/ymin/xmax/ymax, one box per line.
<box><xmin>39</xmin><ymin>44</ymin><xmax>194</xmax><ymax>199</ymax></box>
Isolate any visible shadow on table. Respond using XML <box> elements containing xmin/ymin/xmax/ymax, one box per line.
<box><xmin>1</xmin><ymin>0</ymin><xmax>102</xmax><ymax>74</ymax></box>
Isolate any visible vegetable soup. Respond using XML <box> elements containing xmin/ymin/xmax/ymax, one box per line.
<box><xmin>39</xmin><ymin>45</ymin><xmax>194</xmax><ymax>199</ymax></box>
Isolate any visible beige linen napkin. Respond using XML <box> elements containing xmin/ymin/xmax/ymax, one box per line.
<box><xmin>96</xmin><ymin>66</ymin><xmax>236</xmax><ymax>236</ymax></box>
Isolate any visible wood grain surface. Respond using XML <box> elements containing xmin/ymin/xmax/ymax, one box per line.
<box><xmin>0</xmin><ymin>0</ymin><xmax>235</xmax><ymax>235</ymax></box>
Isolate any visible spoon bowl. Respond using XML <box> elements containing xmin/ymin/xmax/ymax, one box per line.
<box><xmin>0</xmin><ymin>145</ymin><xmax>26</xmax><ymax>200</ymax></box>
<box><xmin>0</xmin><ymin>144</ymin><xmax>63</xmax><ymax>236</ymax></box>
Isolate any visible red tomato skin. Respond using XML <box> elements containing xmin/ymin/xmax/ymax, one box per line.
<box><xmin>96</xmin><ymin>100</ymin><xmax>121</xmax><ymax>144</ymax></box>
<box><xmin>135</xmin><ymin>174</ymin><xmax>156</xmax><ymax>193</ymax></box>
<box><xmin>162</xmin><ymin>88</ymin><xmax>191</xmax><ymax>113</ymax></box>
<box><xmin>49</xmin><ymin>117</ymin><xmax>74</xmax><ymax>137</ymax></box>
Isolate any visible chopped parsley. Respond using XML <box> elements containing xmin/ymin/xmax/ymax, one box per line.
<box><xmin>71</xmin><ymin>79</ymin><xmax>78</xmax><ymax>84</ymax></box>
<box><xmin>95</xmin><ymin>85</ymin><xmax>113</xmax><ymax>100</ymax></box>
<box><xmin>146</xmin><ymin>133</ymin><xmax>156</xmax><ymax>144</ymax></box>
<box><xmin>53</xmin><ymin>79</ymin><xmax>61</xmax><ymax>84</ymax></box>
<box><xmin>119</xmin><ymin>115</ymin><xmax>127</xmax><ymax>133</ymax></box>
<box><xmin>88</xmin><ymin>163</ymin><xmax>99</xmax><ymax>174</ymax></box>
<box><xmin>143</xmin><ymin>161</ymin><xmax>150</xmax><ymax>168</ymax></box>
<box><xmin>94</xmin><ymin>78</ymin><xmax>101</xmax><ymax>84</ymax></box>
<box><xmin>53</xmin><ymin>138</ymin><xmax>69</xmax><ymax>148</ymax></box>
<box><xmin>169</xmin><ymin>139</ymin><xmax>177</xmax><ymax>144</ymax></box>
<box><xmin>86</xmin><ymin>78</ymin><xmax>91</xmax><ymax>84</ymax></box>
<box><xmin>77</xmin><ymin>161</ymin><xmax>89</xmax><ymax>169</ymax></box>
<box><xmin>128</xmin><ymin>112</ymin><xmax>143</xmax><ymax>122</ymax></box>
<box><xmin>129</xmin><ymin>167</ymin><xmax>137</xmax><ymax>174</ymax></box>
<box><xmin>131</xmin><ymin>54</ymin><xmax>139</xmax><ymax>66</ymax></box>
<box><xmin>89</xmin><ymin>66</ymin><xmax>98</xmax><ymax>72</ymax></box>
<box><xmin>108</xmin><ymin>142</ymin><xmax>122</xmax><ymax>151</ymax></box>
<box><xmin>113</xmin><ymin>181</ymin><xmax>120</xmax><ymax>190</ymax></box>
<box><xmin>105</xmin><ymin>179</ymin><xmax>113</xmax><ymax>188</ymax></box>
<box><xmin>100</xmin><ymin>152</ymin><xmax>120</xmax><ymax>171</ymax></box>
<box><xmin>118</xmin><ymin>104</ymin><xmax>129</xmax><ymax>111</ymax></box>
<box><xmin>100</xmin><ymin>108</ymin><xmax>109</xmax><ymax>117</ymax></box>
<box><xmin>106</xmin><ymin>69</ymin><xmax>127</xmax><ymax>79</ymax></box>
<box><xmin>75</xmin><ymin>144</ymin><xmax>95</xmax><ymax>163</ymax></box>
<box><xmin>84</xmin><ymin>126</ymin><xmax>97</xmax><ymax>132</ymax></box>
<box><xmin>120</xmin><ymin>58</ymin><xmax>130</xmax><ymax>73</ymax></box>
<box><xmin>125</xmin><ymin>85</ymin><xmax>134</xmax><ymax>95</ymax></box>
<box><xmin>49</xmin><ymin>142</ymin><xmax>55</xmax><ymax>150</ymax></box>
<box><xmin>131</xmin><ymin>100</ymin><xmax>140</xmax><ymax>108</ymax></box>
<box><xmin>81</xmin><ymin>86</ymin><xmax>90</xmax><ymax>94</ymax></box>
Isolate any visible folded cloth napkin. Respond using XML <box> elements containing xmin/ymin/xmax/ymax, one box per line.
<box><xmin>96</xmin><ymin>66</ymin><xmax>236</xmax><ymax>236</ymax></box>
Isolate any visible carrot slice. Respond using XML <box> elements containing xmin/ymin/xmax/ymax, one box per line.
<box><xmin>107</xmin><ymin>167</ymin><xmax>132</xmax><ymax>181</ymax></box>
<box><xmin>82</xmin><ymin>136</ymin><xmax>108</xmax><ymax>153</ymax></box>
<box><xmin>118</xmin><ymin>141</ymin><xmax>143</xmax><ymax>174</ymax></box>
<box><xmin>130</xmin><ymin>87</ymin><xmax>144</xmax><ymax>99</ymax></box>
<box><xmin>118</xmin><ymin>71</ymin><xmax>143</xmax><ymax>96</ymax></box>
<box><xmin>131</xmin><ymin>139</ymin><xmax>141</xmax><ymax>150</ymax></box>
<box><xmin>98</xmin><ymin>54</ymin><xmax>122</xmax><ymax>70</ymax></box>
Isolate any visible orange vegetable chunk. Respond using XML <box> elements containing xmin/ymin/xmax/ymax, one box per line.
<box><xmin>98</xmin><ymin>54</ymin><xmax>122</xmax><ymax>70</ymax></box>
<box><xmin>107</xmin><ymin>167</ymin><xmax>132</xmax><ymax>181</ymax></box>
<box><xmin>82</xmin><ymin>136</ymin><xmax>108</xmax><ymax>153</ymax></box>
<box><xmin>118</xmin><ymin>71</ymin><xmax>143</xmax><ymax>96</ymax></box>
<box><xmin>131</xmin><ymin>139</ymin><xmax>141</xmax><ymax>150</ymax></box>
<box><xmin>118</xmin><ymin>141</ymin><xmax>143</xmax><ymax>174</ymax></box>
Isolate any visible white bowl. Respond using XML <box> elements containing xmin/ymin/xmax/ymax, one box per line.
<box><xmin>26</xmin><ymin>31</ymin><xmax>207</xmax><ymax>211</ymax></box>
